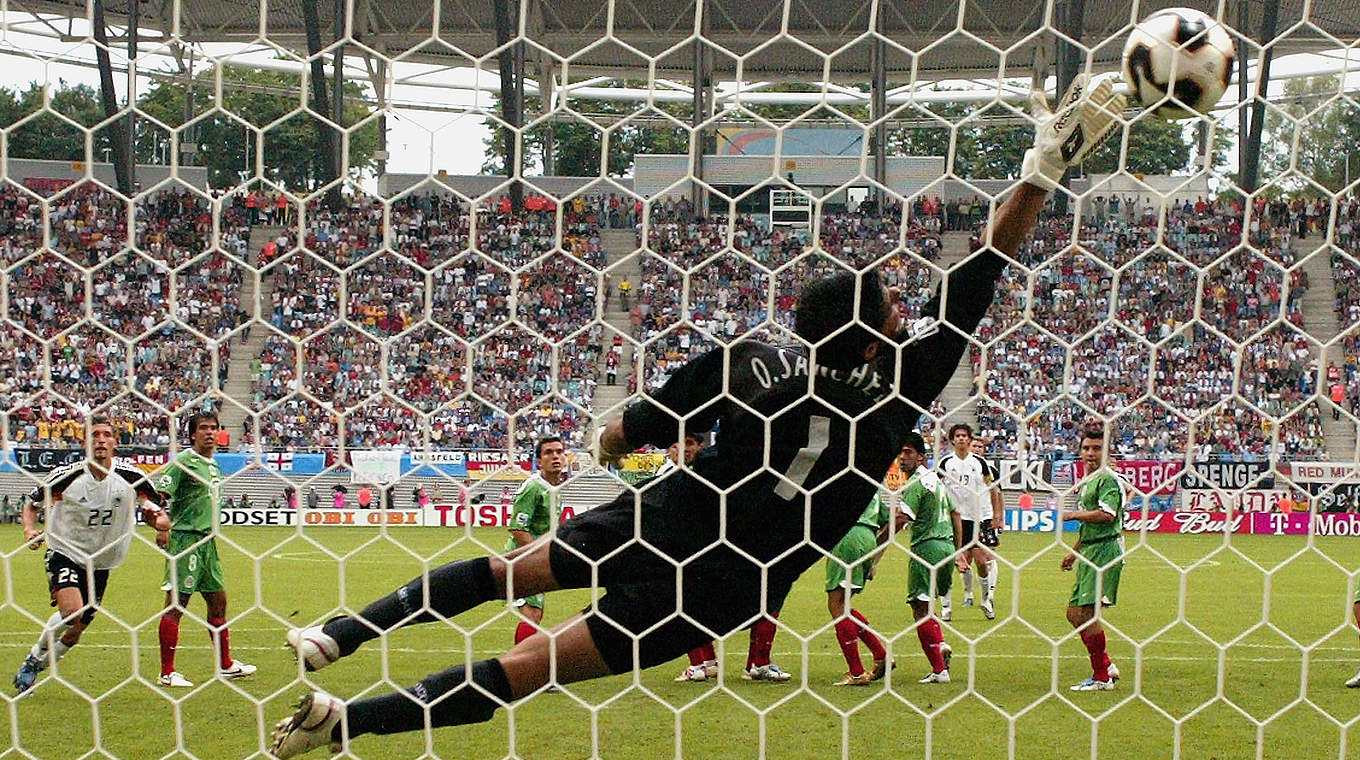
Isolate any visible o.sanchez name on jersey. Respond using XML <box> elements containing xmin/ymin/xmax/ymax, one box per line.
<box><xmin>936</xmin><ymin>451</ymin><xmax>993</xmax><ymax>522</ymax></box>
<box><xmin>29</xmin><ymin>461</ymin><xmax>161</xmax><ymax>570</ymax></box>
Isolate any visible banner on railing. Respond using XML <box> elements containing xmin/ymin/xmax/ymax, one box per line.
<box><xmin>214</xmin><ymin>452</ymin><xmax>327</xmax><ymax>476</ymax></box>
<box><xmin>1279</xmin><ymin>462</ymin><xmax>1360</xmax><ymax>483</ymax></box>
<box><xmin>405</xmin><ymin>452</ymin><xmax>470</xmax><ymax>478</ymax></box>
<box><xmin>994</xmin><ymin>459</ymin><xmax>1053</xmax><ymax>491</ymax></box>
<box><xmin>1300</xmin><ymin>482</ymin><xmax>1360</xmax><ymax>513</ymax></box>
<box><xmin>1179</xmin><ymin>461</ymin><xmax>1273</xmax><ymax>490</ymax></box>
<box><xmin>0</xmin><ymin>447</ymin><xmax>170</xmax><ymax>474</ymax></box>
<box><xmin>1074</xmin><ymin>460</ymin><xmax>1184</xmax><ymax>496</ymax></box>
<box><xmin>351</xmin><ymin>450</ymin><xmax>404</xmax><ymax>485</ymax></box>
<box><xmin>1181</xmin><ymin>489</ymin><xmax>1286</xmax><ymax>513</ymax></box>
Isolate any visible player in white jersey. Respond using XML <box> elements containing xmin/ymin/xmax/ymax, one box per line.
<box><xmin>934</xmin><ymin>424</ymin><xmax>1002</xmax><ymax>620</ymax></box>
<box><xmin>12</xmin><ymin>417</ymin><xmax>166</xmax><ymax>696</ymax></box>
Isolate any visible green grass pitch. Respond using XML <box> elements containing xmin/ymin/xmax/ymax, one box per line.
<box><xmin>0</xmin><ymin>525</ymin><xmax>1358</xmax><ymax>759</ymax></box>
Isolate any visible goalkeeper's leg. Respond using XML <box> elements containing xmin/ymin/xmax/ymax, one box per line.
<box><xmin>273</xmin><ymin>613</ymin><xmax>614</xmax><ymax>758</ymax></box>
<box><xmin>302</xmin><ymin>535</ymin><xmax>566</xmax><ymax>663</ymax></box>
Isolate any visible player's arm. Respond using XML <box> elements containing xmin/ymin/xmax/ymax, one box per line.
<box><xmin>986</xmin><ymin>465</ymin><xmax>1004</xmax><ymax>528</ymax></box>
<box><xmin>1062</xmin><ymin>478</ymin><xmax>1120</xmax><ymax>524</ymax></box>
<box><xmin>979</xmin><ymin>83</ymin><xmax>1129</xmax><ymax>252</ymax></box>
<box><xmin>506</xmin><ymin>487</ymin><xmax>538</xmax><ymax>548</ymax></box>
<box><xmin>21</xmin><ymin>466</ymin><xmax>78</xmax><ymax>549</ymax></box>
<box><xmin>594</xmin><ymin>345</ymin><xmax>726</xmax><ymax>463</ymax></box>
<box><xmin>118</xmin><ymin>466</ymin><xmax>168</xmax><ymax>528</ymax></box>
<box><xmin>1061</xmin><ymin>538</ymin><xmax>1081</xmax><ymax>571</ymax></box>
<box><xmin>862</xmin><ymin>497</ymin><xmax>894</xmax><ymax>578</ymax></box>
<box><xmin>153</xmin><ymin>464</ymin><xmax>181</xmax><ymax>546</ymax></box>
<box><xmin>978</xmin><ymin>74</ymin><xmax>1126</xmax><ymax>256</ymax></box>
<box><xmin>889</xmin><ymin>484</ymin><xmax>918</xmax><ymax>534</ymax></box>
<box><xmin>951</xmin><ymin>504</ymin><xmax>968</xmax><ymax>572</ymax></box>
<box><xmin>20</xmin><ymin>493</ymin><xmax>45</xmax><ymax>549</ymax></box>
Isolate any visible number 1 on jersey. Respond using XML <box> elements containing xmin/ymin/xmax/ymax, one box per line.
<box><xmin>775</xmin><ymin>416</ymin><xmax>831</xmax><ymax>500</ymax></box>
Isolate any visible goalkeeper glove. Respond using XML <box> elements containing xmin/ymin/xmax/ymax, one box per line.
<box><xmin>1021</xmin><ymin>73</ymin><xmax>1127</xmax><ymax>192</ymax></box>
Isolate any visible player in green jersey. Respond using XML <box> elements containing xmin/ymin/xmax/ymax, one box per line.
<box><xmin>827</xmin><ymin>492</ymin><xmax>892</xmax><ymax>686</ymax></box>
<box><xmin>1348</xmin><ymin>586</ymin><xmax>1360</xmax><ymax>687</ymax></box>
<box><xmin>155</xmin><ymin>411</ymin><xmax>255</xmax><ymax>688</ymax></box>
<box><xmin>1061</xmin><ymin>425</ymin><xmax>1124</xmax><ymax>692</ymax></box>
<box><xmin>893</xmin><ymin>431</ymin><xmax>966</xmax><ymax>684</ymax></box>
<box><xmin>506</xmin><ymin>437</ymin><xmax>566</xmax><ymax>645</ymax></box>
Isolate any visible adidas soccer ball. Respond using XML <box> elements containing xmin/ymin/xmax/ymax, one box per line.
<box><xmin>1122</xmin><ymin>7</ymin><xmax>1236</xmax><ymax>119</ymax></box>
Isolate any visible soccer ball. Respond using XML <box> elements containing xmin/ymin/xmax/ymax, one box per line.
<box><xmin>1122</xmin><ymin>8</ymin><xmax>1236</xmax><ymax>119</ymax></box>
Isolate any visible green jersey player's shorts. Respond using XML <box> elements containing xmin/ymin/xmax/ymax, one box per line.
<box><xmin>825</xmin><ymin>525</ymin><xmax>878</xmax><ymax>593</ymax></box>
<box><xmin>506</xmin><ymin>536</ymin><xmax>546</xmax><ymax>610</ymax></box>
<box><xmin>162</xmin><ymin>531</ymin><xmax>226</xmax><ymax>595</ymax></box>
<box><xmin>907</xmin><ymin>538</ymin><xmax>955</xmax><ymax>603</ymax></box>
<box><xmin>1068</xmin><ymin>538</ymin><xmax>1123</xmax><ymax>608</ymax></box>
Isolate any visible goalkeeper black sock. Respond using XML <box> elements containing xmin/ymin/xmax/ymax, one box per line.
<box><xmin>343</xmin><ymin>659</ymin><xmax>513</xmax><ymax>738</ymax></box>
<box><xmin>324</xmin><ymin>557</ymin><xmax>497</xmax><ymax>657</ymax></box>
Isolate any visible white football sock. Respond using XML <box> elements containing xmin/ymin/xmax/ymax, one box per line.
<box><xmin>961</xmin><ymin>569</ymin><xmax>974</xmax><ymax>596</ymax></box>
<box><xmin>29</xmin><ymin>612</ymin><xmax>74</xmax><ymax>665</ymax></box>
<box><xmin>986</xmin><ymin>560</ymin><xmax>998</xmax><ymax>595</ymax></box>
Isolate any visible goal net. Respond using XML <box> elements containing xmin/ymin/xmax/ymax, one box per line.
<box><xmin>0</xmin><ymin>1</ymin><xmax>1358</xmax><ymax>758</ymax></box>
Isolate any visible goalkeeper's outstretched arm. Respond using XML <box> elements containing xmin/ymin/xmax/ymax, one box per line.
<box><xmin>899</xmin><ymin>74</ymin><xmax>1125</xmax><ymax>409</ymax></box>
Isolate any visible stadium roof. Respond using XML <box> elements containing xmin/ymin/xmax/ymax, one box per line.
<box><xmin>20</xmin><ymin>0</ymin><xmax>1360</xmax><ymax>80</ymax></box>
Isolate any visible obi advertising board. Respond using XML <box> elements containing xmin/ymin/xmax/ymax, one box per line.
<box><xmin>220</xmin><ymin>502</ymin><xmax>593</xmax><ymax>528</ymax></box>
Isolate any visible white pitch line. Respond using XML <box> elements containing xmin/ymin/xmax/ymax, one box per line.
<box><xmin>268</xmin><ymin>552</ymin><xmax>400</xmax><ymax>564</ymax></box>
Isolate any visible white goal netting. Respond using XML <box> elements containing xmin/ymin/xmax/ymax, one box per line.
<box><xmin>0</xmin><ymin>0</ymin><xmax>1359</xmax><ymax>758</ymax></box>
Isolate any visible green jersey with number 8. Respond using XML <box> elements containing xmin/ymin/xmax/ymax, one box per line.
<box><xmin>157</xmin><ymin>450</ymin><xmax>221</xmax><ymax>534</ymax></box>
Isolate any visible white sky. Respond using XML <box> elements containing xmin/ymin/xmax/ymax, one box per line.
<box><xmin>0</xmin><ymin>12</ymin><xmax>1356</xmax><ymax>183</ymax></box>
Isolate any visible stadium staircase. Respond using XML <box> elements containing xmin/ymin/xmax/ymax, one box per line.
<box><xmin>1299</xmin><ymin>247</ymin><xmax>1357</xmax><ymax>458</ymax></box>
<box><xmin>216</xmin><ymin>225</ymin><xmax>282</xmax><ymax>446</ymax></box>
<box><xmin>593</xmin><ymin>229</ymin><xmax>643</xmax><ymax>418</ymax></box>
<box><xmin>936</xmin><ymin>231</ymin><xmax>983</xmax><ymax>430</ymax></box>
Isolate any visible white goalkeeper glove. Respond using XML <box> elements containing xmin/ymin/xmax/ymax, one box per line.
<box><xmin>1021</xmin><ymin>73</ymin><xmax>1127</xmax><ymax>192</ymax></box>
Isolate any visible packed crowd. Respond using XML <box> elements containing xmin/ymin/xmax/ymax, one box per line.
<box><xmin>631</xmin><ymin>211</ymin><xmax>942</xmax><ymax>393</ymax></box>
<box><xmin>10</xmin><ymin>183</ymin><xmax>1355</xmax><ymax>465</ymax></box>
<box><xmin>251</xmin><ymin>193</ymin><xmax>607</xmax><ymax>452</ymax></box>
<box><xmin>974</xmin><ymin>196</ymin><xmax>1326</xmax><ymax>460</ymax></box>
<box><xmin>2</xmin><ymin>184</ymin><xmax>251</xmax><ymax>446</ymax></box>
<box><xmin>1327</xmin><ymin>195</ymin><xmax>1360</xmax><ymax>417</ymax></box>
